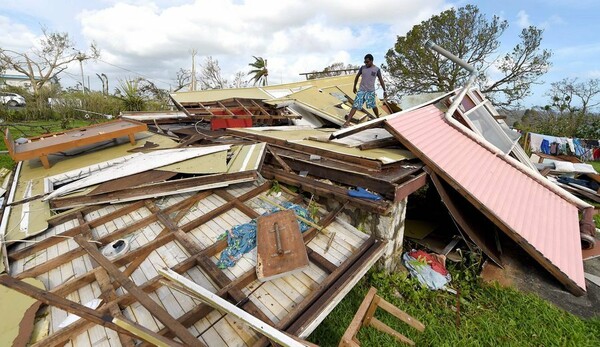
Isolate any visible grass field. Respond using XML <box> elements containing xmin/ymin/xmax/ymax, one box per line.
<box><xmin>309</xmin><ymin>257</ymin><xmax>600</xmax><ymax>347</ymax></box>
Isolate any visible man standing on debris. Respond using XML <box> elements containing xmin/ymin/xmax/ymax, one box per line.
<box><xmin>343</xmin><ymin>53</ymin><xmax>387</xmax><ymax>127</ymax></box>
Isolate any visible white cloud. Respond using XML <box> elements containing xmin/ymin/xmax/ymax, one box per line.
<box><xmin>2</xmin><ymin>0</ymin><xmax>449</xmax><ymax>90</ymax></box>
<box><xmin>516</xmin><ymin>10</ymin><xmax>531</xmax><ymax>28</ymax></box>
<box><xmin>0</xmin><ymin>17</ymin><xmax>40</xmax><ymax>52</ymax></box>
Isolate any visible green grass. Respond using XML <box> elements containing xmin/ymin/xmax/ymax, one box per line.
<box><xmin>0</xmin><ymin>119</ymin><xmax>91</xmax><ymax>170</ymax></box>
<box><xmin>309</xmin><ymin>258</ymin><xmax>600</xmax><ymax>346</ymax></box>
<box><xmin>590</xmin><ymin>161</ymin><xmax>600</xmax><ymax>174</ymax></box>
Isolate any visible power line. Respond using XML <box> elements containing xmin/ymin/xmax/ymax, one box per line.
<box><xmin>95</xmin><ymin>58</ymin><xmax>172</xmax><ymax>87</ymax></box>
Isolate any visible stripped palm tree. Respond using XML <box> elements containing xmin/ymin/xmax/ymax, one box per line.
<box><xmin>248</xmin><ymin>56</ymin><xmax>268</xmax><ymax>86</ymax></box>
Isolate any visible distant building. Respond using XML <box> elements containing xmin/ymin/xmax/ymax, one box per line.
<box><xmin>0</xmin><ymin>73</ymin><xmax>59</xmax><ymax>92</ymax></box>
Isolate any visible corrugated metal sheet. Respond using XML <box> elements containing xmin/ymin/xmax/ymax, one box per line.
<box><xmin>385</xmin><ymin>104</ymin><xmax>586</xmax><ymax>293</ymax></box>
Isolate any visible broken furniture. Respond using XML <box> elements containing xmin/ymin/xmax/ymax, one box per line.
<box><xmin>3</xmin><ymin>119</ymin><xmax>148</xmax><ymax>169</ymax></box>
<box><xmin>256</xmin><ymin>210</ymin><xmax>310</xmax><ymax>281</ymax></box>
<box><xmin>339</xmin><ymin>287</ymin><xmax>425</xmax><ymax>346</ymax></box>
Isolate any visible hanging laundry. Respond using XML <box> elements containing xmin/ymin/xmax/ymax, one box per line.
<box><xmin>540</xmin><ymin>139</ymin><xmax>551</xmax><ymax>154</ymax></box>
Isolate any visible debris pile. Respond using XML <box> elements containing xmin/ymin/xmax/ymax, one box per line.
<box><xmin>0</xmin><ymin>71</ymin><xmax>597</xmax><ymax>346</ymax></box>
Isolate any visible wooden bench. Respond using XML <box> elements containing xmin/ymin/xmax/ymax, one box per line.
<box><xmin>4</xmin><ymin>119</ymin><xmax>148</xmax><ymax>169</ymax></box>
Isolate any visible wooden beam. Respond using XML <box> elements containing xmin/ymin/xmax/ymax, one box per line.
<box><xmin>145</xmin><ymin>200</ymin><xmax>203</xmax><ymax>254</ymax></box>
<box><xmin>74</xmin><ymin>235</ymin><xmax>203</xmax><ymax>346</ymax></box>
<box><xmin>234</xmin><ymin>98</ymin><xmax>255</xmax><ymax>116</ymax></box>
<box><xmin>0</xmin><ymin>275</ymin><xmax>182</xmax><ymax>347</ymax></box>
<box><xmin>213</xmin><ymin>190</ymin><xmax>260</xmax><ymax>219</ymax></box>
<box><xmin>196</xmin><ymin>256</ymin><xmax>274</xmax><ymax>325</ymax></box>
<box><xmin>266</xmin><ymin>144</ymin><xmax>293</xmax><ymax>173</ymax></box>
<box><xmin>179</xmin><ymin>182</ymin><xmax>271</xmax><ymax>232</ymax></box>
<box><xmin>124</xmin><ymin>198</ymin><xmax>198</xmax><ymax>277</ymax></box>
<box><xmin>9</xmin><ymin>200</ymin><xmax>147</xmax><ymax>261</ymax></box>
<box><xmin>228</xmin><ymin>129</ymin><xmax>384</xmax><ymax>170</ymax></box>
<box><xmin>160</xmin><ymin>269</ymin><xmax>309</xmax><ymax>347</ymax></box>
<box><xmin>426</xmin><ymin>169</ymin><xmax>502</xmax><ymax>266</ymax></box>
<box><xmin>285</xmin><ymin>239</ymin><xmax>386</xmax><ymax>338</ymax></box>
<box><xmin>340</xmin><ymin>287</ymin><xmax>378</xmax><ymax>347</ymax></box>
<box><xmin>77</xmin><ymin>214</ymin><xmax>137</xmax><ymax>347</ymax></box>
<box><xmin>261</xmin><ymin>165</ymin><xmax>390</xmax><ymax>214</ymax></box>
<box><xmin>217</xmin><ymin>101</ymin><xmax>236</xmax><ymax>116</ymax></box>
<box><xmin>394</xmin><ymin>171</ymin><xmax>427</xmax><ymax>202</ymax></box>
<box><xmin>249</xmin><ymin>99</ymin><xmax>271</xmax><ymax>116</ymax></box>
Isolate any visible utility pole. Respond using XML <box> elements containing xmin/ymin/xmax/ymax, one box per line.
<box><xmin>77</xmin><ymin>52</ymin><xmax>86</xmax><ymax>94</ymax></box>
<box><xmin>190</xmin><ymin>49</ymin><xmax>197</xmax><ymax>91</ymax></box>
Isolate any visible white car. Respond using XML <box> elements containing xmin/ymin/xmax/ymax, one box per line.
<box><xmin>0</xmin><ymin>92</ymin><xmax>26</xmax><ymax>107</ymax></box>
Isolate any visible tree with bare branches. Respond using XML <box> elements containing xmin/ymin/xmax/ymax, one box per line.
<box><xmin>0</xmin><ymin>28</ymin><xmax>100</xmax><ymax>98</ymax></box>
<box><xmin>546</xmin><ymin>78</ymin><xmax>600</xmax><ymax>115</ymax></box>
<box><xmin>199</xmin><ymin>56</ymin><xmax>227</xmax><ymax>89</ymax></box>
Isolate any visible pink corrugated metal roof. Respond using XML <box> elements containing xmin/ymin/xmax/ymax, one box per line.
<box><xmin>386</xmin><ymin>104</ymin><xmax>585</xmax><ymax>293</ymax></box>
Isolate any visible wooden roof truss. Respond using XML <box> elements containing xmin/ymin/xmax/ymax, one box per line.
<box><xmin>2</xmin><ymin>181</ymin><xmax>384</xmax><ymax>346</ymax></box>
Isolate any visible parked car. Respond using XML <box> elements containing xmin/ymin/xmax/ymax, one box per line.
<box><xmin>0</xmin><ymin>92</ymin><xmax>26</xmax><ymax>107</ymax></box>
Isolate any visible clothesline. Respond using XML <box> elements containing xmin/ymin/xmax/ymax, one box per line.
<box><xmin>525</xmin><ymin>132</ymin><xmax>600</xmax><ymax>160</ymax></box>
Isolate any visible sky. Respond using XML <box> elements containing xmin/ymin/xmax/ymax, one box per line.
<box><xmin>0</xmin><ymin>0</ymin><xmax>599</xmax><ymax>107</ymax></box>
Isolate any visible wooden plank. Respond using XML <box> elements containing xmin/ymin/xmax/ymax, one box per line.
<box><xmin>228</xmin><ymin>128</ymin><xmax>385</xmax><ymax>170</ymax></box>
<box><xmin>89</xmin><ymin>170</ymin><xmax>177</xmax><ymax>195</ymax></box>
<box><xmin>214</xmin><ymin>189</ymin><xmax>261</xmax><ymax>218</ymax></box>
<box><xmin>46</xmin><ymin>146</ymin><xmax>229</xmax><ymax>199</ymax></box>
<box><xmin>252</xmin><ymin>237</ymin><xmax>379</xmax><ymax>347</ymax></box>
<box><xmin>74</xmin><ymin>235</ymin><xmax>203</xmax><ymax>346</ymax></box>
<box><xmin>145</xmin><ymin>201</ymin><xmax>203</xmax><ymax>254</ymax></box>
<box><xmin>0</xmin><ymin>275</ymin><xmax>182</xmax><ymax>347</ymax></box>
<box><xmin>160</xmin><ymin>268</ymin><xmax>309</xmax><ymax>347</ymax></box>
<box><xmin>50</xmin><ymin>170</ymin><xmax>257</xmax><ymax>209</ymax></box>
<box><xmin>256</xmin><ymin>210</ymin><xmax>310</xmax><ymax>281</ymax></box>
<box><xmin>180</xmin><ymin>182</ymin><xmax>271</xmax><ymax>233</ymax></box>
<box><xmin>376</xmin><ymin>297</ymin><xmax>425</xmax><ymax>332</ymax></box>
<box><xmin>195</xmin><ymin>256</ymin><xmax>275</xmax><ymax>325</ymax></box>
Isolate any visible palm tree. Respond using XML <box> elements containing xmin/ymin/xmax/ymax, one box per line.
<box><xmin>248</xmin><ymin>56</ymin><xmax>268</xmax><ymax>86</ymax></box>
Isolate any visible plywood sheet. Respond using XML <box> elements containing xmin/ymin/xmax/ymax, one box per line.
<box><xmin>0</xmin><ymin>277</ymin><xmax>45</xmax><ymax>347</ymax></box>
<box><xmin>256</xmin><ymin>210</ymin><xmax>309</xmax><ymax>282</ymax></box>
<box><xmin>156</xmin><ymin>150</ymin><xmax>228</xmax><ymax>174</ymax></box>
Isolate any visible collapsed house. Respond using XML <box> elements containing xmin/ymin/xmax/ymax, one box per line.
<box><xmin>0</xmin><ymin>56</ymin><xmax>598</xmax><ymax>346</ymax></box>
